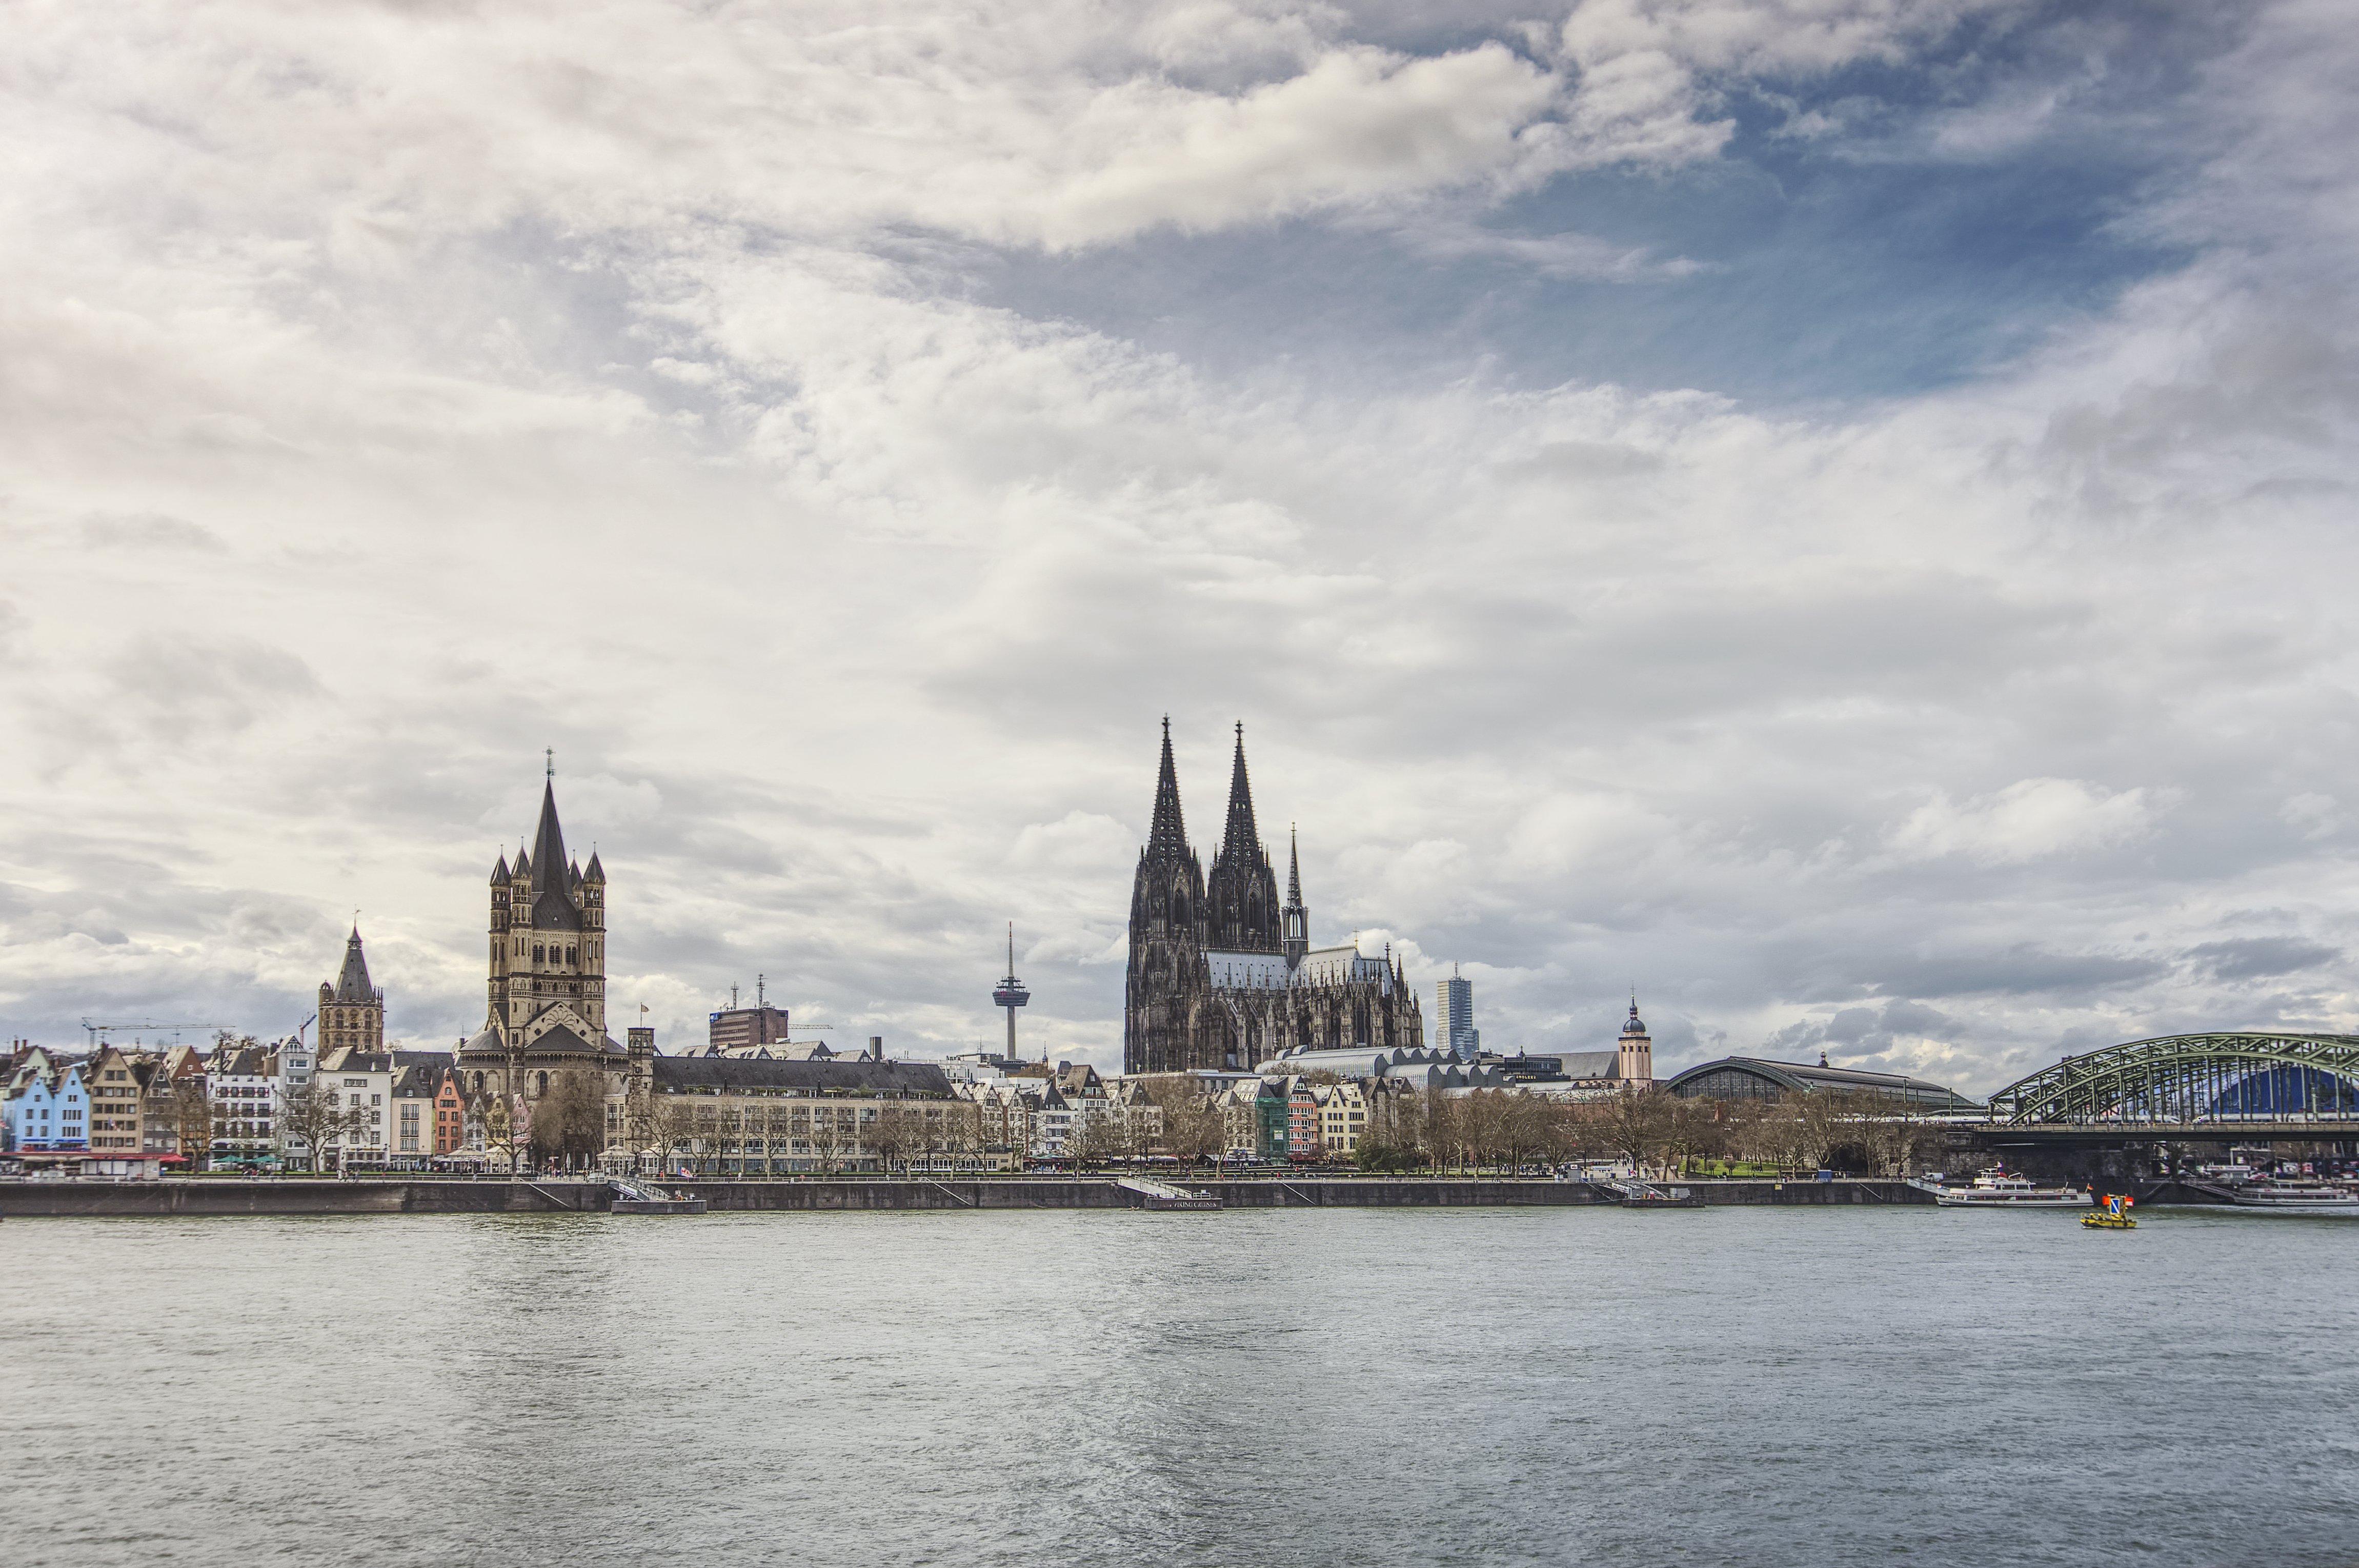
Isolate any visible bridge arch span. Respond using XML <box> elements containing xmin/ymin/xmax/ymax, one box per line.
<box><xmin>1989</xmin><ymin>1033</ymin><xmax>2359</xmax><ymax>1127</ymax></box>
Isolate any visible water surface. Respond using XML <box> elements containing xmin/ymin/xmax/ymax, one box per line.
<box><xmin>3</xmin><ymin>1205</ymin><xmax>2352</xmax><ymax>1566</ymax></box>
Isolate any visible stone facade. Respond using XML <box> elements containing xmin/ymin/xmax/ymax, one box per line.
<box><xmin>316</xmin><ymin>928</ymin><xmax>384</xmax><ymax>1059</ymax></box>
<box><xmin>455</xmin><ymin>774</ymin><xmax>632</xmax><ymax>1132</ymax></box>
<box><xmin>1123</xmin><ymin>722</ymin><xmax>1424</xmax><ymax>1074</ymax></box>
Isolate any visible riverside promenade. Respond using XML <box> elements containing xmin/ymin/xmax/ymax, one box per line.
<box><xmin>0</xmin><ymin>1176</ymin><xmax>1933</xmax><ymax>1216</ymax></box>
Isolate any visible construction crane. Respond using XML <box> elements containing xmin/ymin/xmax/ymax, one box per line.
<box><xmin>79</xmin><ymin>1020</ymin><xmax>232</xmax><ymax>1050</ymax></box>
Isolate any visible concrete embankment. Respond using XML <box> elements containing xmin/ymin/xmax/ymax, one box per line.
<box><xmin>0</xmin><ymin>1178</ymin><xmax>601</xmax><ymax>1217</ymax></box>
<box><xmin>0</xmin><ymin>1176</ymin><xmax>1933</xmax><ymax>1217</ymax></box>
<box><xmin>0</xmin><ymin>1177</ymin><xmax>1610</xmax><ymax>1216</ymax></box>
<box><xmin>1680</xmin><ymin>1179</ymin><xmax>1931</xmax><ymax>1205</ymax></box>
<box><xmin>678</xmin><ymin>1178</ymin><xmax>1617</xmax><ymax>1211</ymax></box>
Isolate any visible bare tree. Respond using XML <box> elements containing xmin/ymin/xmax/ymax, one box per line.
<box><xmin>276</xmin><ymin>1077</ymin><xmax>366</xmax><ymax>1173</ymax></box>
<box><xmin>480</xmin><ymin>1090</ymin><xmax>519</xmax><ymax>1173</ymax></box>
<box><xmin>1584</xmin><ymin>1089</ymin><xmax>1677</xmax><ymax>1175</ymax></box>
<box><xmin>809</xmin><ymin>1104</ymin><xmax>853</xmax><ymax>1175</ymax></box>
<box><xmin>868</xmin><ymin>1102</ymin><xmax>927</xmax><ymax>1176</ymax></box>
<box><xmin>650</xmin><ymin>1096</ymin><xmax>700</xmax><ymax>1174</ymax></box>
<box><xmin>531</xmin><ymin>1069</ymin><xmax>609</xmax><ymax>1171</ymax></box>
<box><xmin>1071</xmin><ymin>1107</ymin><xmax>1127</xmax><ymax>1172</ymax></box>
<box><xmin>1148</xmin><ymin>1080</ymin><xmax>1221</xmax><ymax>1169</ymax></box>
<box><xmin>620</xmin><ymin>1077</ymin><xmax>661</xmax><ymax>1167</ymax></box>
<box><xmin>170</xmin><ymin>1076</ymin><xmax>215</xmax><ymax>1172</ymax></box>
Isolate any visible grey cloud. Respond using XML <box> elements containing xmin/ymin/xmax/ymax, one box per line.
<box><xmin>99</xmin><ymin>636</ymin><xmax>322</xmax><ymax>743</ymax></box>
<box><xmin>79</xmin><ymin>512</ymin><xmax>227</xmax><ymax>553</ymax></box>
<box><xmin>2184</xmin><ymin>936</ymin><xmax>2339</xmax><ymax>982</ymax></box>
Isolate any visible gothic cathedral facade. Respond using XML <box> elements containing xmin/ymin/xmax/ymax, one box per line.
<box><xmin>1123</xmin><ymin>722</ymin><xmax>1424</xmax><ymax>1074</ymax></box>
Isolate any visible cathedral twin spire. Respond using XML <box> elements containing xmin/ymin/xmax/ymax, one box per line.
<box><xmin>1148</xmin><ymin>715</ymin><xmax>1191</xmax><ymax>856</ymax></box>
<box><xmin>1145</xmin><ymin>719</ymin><xmax>1286</xmax><ymax>955</ymax></box>
<box><xmin>1220</xmin><ymin>722</ymin><xmax>1261</xmax><ymax>863</ymax></box>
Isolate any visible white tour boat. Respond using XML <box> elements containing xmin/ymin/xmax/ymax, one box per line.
<box><xmin>2225</xmin><ymin>1178</ymin><xmax>2359</xmax><ymax>1210</ymax></box>
<box><xmin>1924</xmin><ymin>1171</ymin><xmax>2091</xmax><ymax>1208</ymax></box>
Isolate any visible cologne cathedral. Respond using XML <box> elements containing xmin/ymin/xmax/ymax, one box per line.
<box><xmin>1123</xmin><ymin>722</ymin><xmax>1424</xmax><ymax>1074</ymax></box>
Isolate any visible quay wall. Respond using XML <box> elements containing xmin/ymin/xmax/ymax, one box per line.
<box><xmin>0</xmin><ymin>1177</ymin><xmax>1609</xmax><ymax>1216</ymax></box>
<box><xmin>1679</xmin><ymin>1179</ymin><xmax>1930</xmax><ymax>1205</ymax></box>
<box><xmin>3</xmin><ymin>1176</ymin><xmax>1925</xmax><ymax>1217</ymax></box>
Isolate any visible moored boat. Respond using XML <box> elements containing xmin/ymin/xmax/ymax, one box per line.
<box><xmin>1925</xmin><ymin>1170</ymin><xmax>2090</xmax><ymax>1208</ymax></box>
<box><xmin>2225</xmin><ymin>1179</ymin><xmax>2359</xmax><ymax>1210</ymax></box>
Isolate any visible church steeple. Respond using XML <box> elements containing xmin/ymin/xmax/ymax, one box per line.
<box><xmin>1206</xmin><ymin>723</ymin><xmax>1281</xmax><ymax>954</ymax></box>
<box><xmin>330</xmin><ymin>926</ymin><xmax>377</xmax><ymax>1004</ymax></box>
<box><xmin>481</xmin><ymin>761</ymin><xmax>610</xmax><ymax>1046</ymax></box>
<box><xmin>316</xmin><ymin>926</ymin><xmax>385</xmax><ymax>1060</ymax></box>
<box><xmin>1221</xmin><ymin>723</ymin><xmax>1260</xmax><ymax>859</ymax></box>
<box><xmin>1124</xmin><ymin>718</ymin><xmax>1209</xmax><ymax>1074</ymax></box>
<box><xmin>1281</xmin><ymin>822</ymin><xmax>1308</xmax><ymax>967</ymax></box>
<box><xmin>526</xmin><ymin>779</ymin><xmax>581</xmax><ymax>932</ymax></box>
<box><xmin>1148</xmin><ymin>715</ymin><xmax>1188</xmax><ymax>854</ymax></box>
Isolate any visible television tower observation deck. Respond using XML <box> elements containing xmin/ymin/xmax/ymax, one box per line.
<box><xmin>992</xmin><ymin>922</ymin><xmax>1031</xmax><ymax>1060</ymax></box>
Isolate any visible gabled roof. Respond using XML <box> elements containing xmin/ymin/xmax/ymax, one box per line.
<box><xmin>390</xmin><ymin>1063</ymin><xmax>440</xmax><ymax>1097</ymax></box>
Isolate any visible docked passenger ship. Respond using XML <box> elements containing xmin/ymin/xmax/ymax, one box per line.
<box><xmin>1919</xmin><ymin>1170</ymin><xmax>2090</xmax><ymax>1208</ymax></box>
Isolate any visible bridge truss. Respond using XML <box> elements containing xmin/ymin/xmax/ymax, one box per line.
<box><xmin>1988</xmin><ymin>1033</ymin><xmax>2359</xmax><ymax>1128</ymax></box>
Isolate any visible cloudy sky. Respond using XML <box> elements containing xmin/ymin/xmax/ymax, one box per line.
<box><xmin>4</xmin><ymin>0</ymin><xmax>2354</xmax><ymax>1093</ymax></box>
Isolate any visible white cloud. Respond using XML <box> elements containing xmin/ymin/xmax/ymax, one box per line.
<box><xmin>1887</xmin><ymin>779</ymin><xmax>2165</xmax><ymax>866</ymax></box>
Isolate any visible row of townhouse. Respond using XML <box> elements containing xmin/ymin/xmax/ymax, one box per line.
<box><xmin>305</xmin><ymin>1047</ymin><xmax>472</xmax><ymax>1168</ymax></box>
<box><xmin>1</xmin><ymin>1034</ymin><xmax>458</xmax><ymax>1176</ymax></box>
<box><xmin>5</xmin><ymin>1042</ymin><xmax>203</xmax><ymax>1177</ymax></box>
<box><xmin>951</xmin><ymin>1063</ymin><xmax>1163</xmax><ymax>1162</ymax></box>
<box><xmin>1206</xmin><ymin>1074</ymin><xmax>1381</xmax><ymax>1162</ymax></box>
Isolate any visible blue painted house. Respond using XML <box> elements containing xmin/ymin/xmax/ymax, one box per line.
<box><xmin>5</xmin><ymin>1053</ymin><xmax>90</xmax><ymax>1151</ymax></box>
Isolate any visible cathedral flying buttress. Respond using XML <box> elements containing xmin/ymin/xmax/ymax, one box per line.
<box><xmin>1122</xmin><ymin>721</ymin><xmax>1424</xmax><ymax>1075</ymax></box>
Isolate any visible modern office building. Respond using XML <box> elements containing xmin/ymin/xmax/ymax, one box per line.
<box><xmin>1435</xmin><ymin>967</ymin><xmax>1478</xmax><ymax>1059</ymax></box>
<box><xmin>709</xmin><ymin>977</ymin><xmax>791</xmax><ymax>1053</ymax></box>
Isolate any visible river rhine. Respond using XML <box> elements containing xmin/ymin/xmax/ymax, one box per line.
<box><xmin>4</xmin><ymin>1204</ymin><xmax>2352</xmax><ymax>1567</ymax></box>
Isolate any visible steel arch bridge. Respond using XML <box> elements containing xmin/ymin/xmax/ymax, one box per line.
<box><xmin>1987</xmin><ymin>1033</ymin><xmax>2359</xmax><ymax>1129</ymax></box>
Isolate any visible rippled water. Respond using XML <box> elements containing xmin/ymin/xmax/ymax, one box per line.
<box><xmin>4</xmin><ymin>1204</ymin><xmax>2355</xmax><ymax>1567</ymax></box>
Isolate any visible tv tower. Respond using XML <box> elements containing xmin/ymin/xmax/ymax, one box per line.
<box><xmin>991</xmin><ymin>922</ymin><xmax>1031</xmax><ymax>1061</ymax></box>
